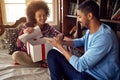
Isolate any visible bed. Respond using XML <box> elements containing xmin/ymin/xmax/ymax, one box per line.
<box><xmin>0</xmin><ymin>17</ymin><xmax>50</xmax><ymax>80</ymax></box>
<box><xmin>0</xmin><ymin>49</ymin><xmax>50</xmax><ymax>80</ymax></box>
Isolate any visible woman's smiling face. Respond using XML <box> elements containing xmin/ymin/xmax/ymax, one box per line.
<box><xmin>35</xmin><ymin>9</ymin><xmax>47</xmax><ymax>25</ymax></box>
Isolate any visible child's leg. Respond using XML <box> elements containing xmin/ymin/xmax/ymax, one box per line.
<box><xmin>12</xmin><ymin>51</ymin><xmax>39</xmax><ymax>67</ymax></box>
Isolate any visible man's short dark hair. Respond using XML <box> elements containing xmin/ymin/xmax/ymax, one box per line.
<box><xmin>78</xmin><ymin>0</ymin><xmax>99</xmax><ymax>19</ymax></box>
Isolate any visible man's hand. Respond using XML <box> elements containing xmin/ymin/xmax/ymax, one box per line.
<box><xmin>48</xmin><ymin>37</ymin><xmax>63</xmax><ymax>49</ymax></box>
<box><xmin>56</xmin><ymin>33</ymin><xmax>64</xmax><ymax>40</ymax></box>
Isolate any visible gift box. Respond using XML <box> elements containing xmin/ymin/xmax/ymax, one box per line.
<box><xmin>19</xmin><ymin>26</ymin><xmax>43</xmax><ymax>43</ymax></box>
<box><xmin>27</xmin><ymin>38</ymin><xmax>53</xmax><ymax>62</ymax></box>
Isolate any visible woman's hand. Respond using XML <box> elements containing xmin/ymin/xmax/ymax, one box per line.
<box><xmin>23</xmin><ymin>27</ymin><xmax>34</xmax><ymax>34</ymax></box>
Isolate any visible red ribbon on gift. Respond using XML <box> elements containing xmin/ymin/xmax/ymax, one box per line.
<box><xmin>41</xmin><ymin>44</ymin><xmax>45</xmax><ymax>60</ymax></box>
<box><xmin>27</xmin><ymin>42</ymin><xmax>46</xmax><ymax>60</ymax></box>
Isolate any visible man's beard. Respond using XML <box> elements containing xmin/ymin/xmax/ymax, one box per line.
<box><xmin>81</xmin><ymin>26</ymin><xmax>88</xmax><ymax>30</ymax></box>
<box><xmin>81</xmin><ymin>20</ymin><xmax>89</xmax><ymax>30</ymax></box>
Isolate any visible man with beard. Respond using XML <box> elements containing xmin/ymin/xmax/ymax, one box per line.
<box><xmin>47</xmin><ymin>0</ymin><xmax>120</xmax><ymax>80</ymax></box>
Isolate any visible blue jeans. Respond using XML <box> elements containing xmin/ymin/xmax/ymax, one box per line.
<box><xmin>47</xmin><ymin>49</ymin><xmax>96</xmax><ymax>80</ymax></box>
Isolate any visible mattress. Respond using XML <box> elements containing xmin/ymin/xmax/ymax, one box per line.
<box><xmin>0</xmin><ymin>49</ymin><xmax>50</xmax><ymax>80</ymax></box>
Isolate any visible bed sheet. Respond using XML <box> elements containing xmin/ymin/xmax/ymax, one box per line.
<box><xmin>0</xmin><ymin>49</ymin><xmax>50</xmax><ymax>80</ymax></box>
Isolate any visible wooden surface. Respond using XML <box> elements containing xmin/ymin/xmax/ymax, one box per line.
<box><xmin>0</xmin><ymin>17</ymin><xmax>26</xmax><ymax>36</ymax></box>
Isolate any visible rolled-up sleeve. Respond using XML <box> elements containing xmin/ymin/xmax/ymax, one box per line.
<box><xmin>73</xmin><ymin>36</ymin><xmax>85</xmax><ymax>47</ymax></box>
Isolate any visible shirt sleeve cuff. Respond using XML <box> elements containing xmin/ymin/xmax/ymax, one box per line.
<box><xmin>69</xmin><ymin>55</ymin><xmax>78</xmax><ymax>65</ymax></box>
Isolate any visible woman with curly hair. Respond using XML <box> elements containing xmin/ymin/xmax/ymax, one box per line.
<box><xmin>12</xmin><ymin>0</ymin><xmax>63</xmax><ymax>68</ymax></box>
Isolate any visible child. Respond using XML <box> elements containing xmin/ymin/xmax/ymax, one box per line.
<box><xmin>12</xmin><ymin>0</ymin><xmax>63</xmax><ymax>68</ymax></box>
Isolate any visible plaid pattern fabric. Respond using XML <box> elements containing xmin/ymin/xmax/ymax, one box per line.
<box><xmin>41</xmin><ymin>23</ymin><xmax>60</xmax><ymax>37</ymax></box>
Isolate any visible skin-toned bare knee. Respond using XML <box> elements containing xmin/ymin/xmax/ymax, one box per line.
<box><xmin>12</xmin><ymin>51</ymin><xmax>38</xmax><ymax>66</ymax></box>
<box><xmin>12</xmin><ymin>51</ymin><xmax>22</xmax><ymax>61</ymax></box>
<box><xmin>12</xmin><ymin>51</ymin><xmax>20</xmax><ymax>60</ymax></box>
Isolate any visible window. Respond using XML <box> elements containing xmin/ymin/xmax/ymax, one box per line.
<box><xmin>1</xmin><ymin>0</ymin><xmax>58</xmax><ymax>25</ymax></box>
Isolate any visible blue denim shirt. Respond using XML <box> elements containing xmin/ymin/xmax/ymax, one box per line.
<box><xmin>70</xmin><ymin>23</ymin><xmax>120</xmax><ymax>80</ymax></box>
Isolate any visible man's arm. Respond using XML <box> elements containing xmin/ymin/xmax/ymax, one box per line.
<box><xmin>69</xmin><ymin>35</ymin><xmax>112</xmax><ymax>72</ymax></box>
<box><xmin>61</xmin><ymin>36</ymin><xmax>74</xmax><ymax>46</ymax></box>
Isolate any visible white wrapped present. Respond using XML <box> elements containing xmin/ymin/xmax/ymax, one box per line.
<box><xmin>18</xmin><ymin>26</ymin><xmax>43</xmax><ymax>43</ymax></box>
<box><xmin>27</xmin><ymin>38</ymin><xmax>53</xmax><ymax>62</ymax></box>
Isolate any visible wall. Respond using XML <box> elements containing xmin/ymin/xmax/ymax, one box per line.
<box><xmin>0</xmin><ymin>2</ymin><xmax>2</xmax><ymax>24</ymax></box>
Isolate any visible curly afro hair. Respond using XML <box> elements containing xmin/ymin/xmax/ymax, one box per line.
<box><xmin>26</xmin><ymin>1</ymin><xmax>50</xmax><ymax>24</ymax></box>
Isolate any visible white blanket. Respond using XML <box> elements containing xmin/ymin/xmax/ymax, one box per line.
<box><xmin>0</xmin><ymin>49</ymin><xmax>50</xmax><ymax>80</ymax></box>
